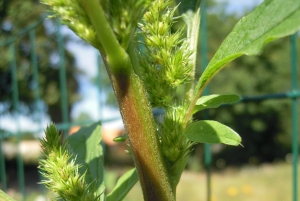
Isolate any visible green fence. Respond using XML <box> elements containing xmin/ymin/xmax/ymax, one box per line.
<box><xmin>0</xmin><ymin>3</ymin><xmax>299</xmax><ymax>201</ymax></box>
<box><xmin>200</xmin><ymin>2</ymin><xmax>299</xmax><ymax>201</ymax></box>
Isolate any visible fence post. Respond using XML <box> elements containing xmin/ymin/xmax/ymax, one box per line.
<box><xmin>0</xmin><ymin>119</ymin><xmax>7</xmax><ymax>192</ymax></box>
<box><xmin>56</xmin><ymin>21</ymin><xmax>69</xmax><ymax>135</ymax></box>
<box><xmin>10</xmin><ymin>43</ymin><xmax>25</xmax><ymax>200</ymax></box>
<box><xmin>29</xmin><ymin>30</ymin><xmax>42</xmax><ymax>127</ymax></box>
<box><xmin>290</xmin><ymin>34</ymin><xmax>298</xmax><ymax>201</ymax></box>
<box><xmin>29</xmin><ymin>29</ymin><xmax>47</xmax><ymax>196</ymax></box>
<box><xmin>200</xmin><ymin>1</ymin><xmax>212</xmax><ymax>201</ymax></box>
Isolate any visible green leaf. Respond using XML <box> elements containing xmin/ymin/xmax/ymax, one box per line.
<box><xmin>184</xmin><ymin>120</ymin><xmax>241</xmax><ymax>146</ymax></box>
<box><xmin>193</xmin><ymin>94</ymin><xmax>240</xmax><ymax>114</ymax></box>
<box><xmin>0</xmin><ymin>189</ymin><xmax>16</xmax><ymax>201</ymax></box>
<box><xmin>194</xmin><ymin>0</ymin><xmax>300</xmax><ymax>97</ymax></box>
<box><xmin>106</xmin><ymin>168</ymin><xmax>138</xmax><ymax>201</ymax></box>
<box><xmin>67</xmin><ymin>122</ymin><xmax>105</xmax><ymax>199</ymax></box>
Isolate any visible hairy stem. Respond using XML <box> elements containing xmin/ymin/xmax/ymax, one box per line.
<box><xmin>183</xmin><ymin>86</ymin><xmax>206</xmax><ymax>126</ymax></box>
<box><xmin>81</xmin><ymin>0</ymin><xmax>175</xmax><ymax>200</ymax></box>
<box><xmin>102</xmin><ymin>55</ymin><xmax>175</xmax><ymax>201</ymax></box>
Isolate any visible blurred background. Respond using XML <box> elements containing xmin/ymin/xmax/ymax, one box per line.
<box><xmin>0</xmin><ymin>0</ymin><xmax>299</xmax><ymax>200</ymax></box>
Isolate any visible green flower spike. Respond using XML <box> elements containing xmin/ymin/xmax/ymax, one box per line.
<box><xmin>39</xmin><ymin>124</ymin><xmax>101</xmax><ymax>201</ymax></box>
<box><xmin>138</xmin><ymin>0</ymin><xmax>193</xmax><ymax>108</ymax></box>
<box><xmin>41</xmin><ymin>0</ymin><xmax>102</xmax><ymax>50</ymax></box>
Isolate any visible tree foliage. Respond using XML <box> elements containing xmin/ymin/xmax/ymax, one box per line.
<box><xmin>0</xmin><ymin>0</ymin><xmax>80</xmax><ymax>123</ymax></box>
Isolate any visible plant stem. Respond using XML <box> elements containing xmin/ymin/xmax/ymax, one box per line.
<box><xmin>81</xmin><ymin>1</ymin><xmax>175</xmax><ymax>200</ymax></box>
<box><xmin>102</xmin><ymin>54</ymin><xmax>175</xmax><ymax>201</ymax></box>
<box><xmin>183</xmin><ymin>87</ymin><xmax>206</xmax><ymax>126</ymax></box>
<box><xmin>80</xmin><ymin>0</ymin><xmax>131</xmax><ymax>76</ymax></box>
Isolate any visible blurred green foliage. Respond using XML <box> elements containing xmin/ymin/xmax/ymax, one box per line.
<box><xmin>0</xmin><ymin>0</ymin><xmax>80</xmax><ymax>123</ymax></box>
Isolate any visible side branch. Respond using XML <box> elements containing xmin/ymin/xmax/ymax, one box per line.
<box><xmin>81</xmin><ymin>0</ymin><xmax>131</xmax><ymax>76</ymax></box>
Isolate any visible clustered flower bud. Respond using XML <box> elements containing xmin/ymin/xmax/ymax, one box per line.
<box><xmin>138</xmin><ymin>0</ymin><xmax>194</xmax><ymax>185</ymax></box>
<box><xmin>106</xmin><ymin>0</ymin><xmax>149</xmax><ymax>49</ymax></box>
<box><xmin>39</xmin><ymin>124</ymin><xmax>100</xmax><ymax>201</ymax></box>
<box><xmin>159</xmin><ymin>106</ymin><xmax>193</xmax><ymax>176</ymax></box>
<box><xmin>138</xmin><ymin>0</ymin><xmax>193</xmax><ymax>108</ymax></box>
<box><xmin>41</xmin><ymin>0</ymin><xmax>102</xmax><ymax>50</ymax></box>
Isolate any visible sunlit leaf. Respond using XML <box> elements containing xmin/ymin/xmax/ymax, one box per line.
<box><xmin>194</xmin><ymin>0</ymin><xmax>300</xmax><ymax>99</ymax></box>
<box><xmin>184</xmin><ymin>120</ymin><xmax>241</xmax><ymax>146</ymax></box>
<box><xmin>67</xmin><ymin>122</ymin><xmax>105</xmax><ymax>199</ymax></box>
<box><xmin>0</xmin><ymin>189</ymin><xmax>16</xmax><ymax>201</ymax></box>
<box><xmin>106</xmin><ymin>168</ymin><xmax>138</xmax><ymax>201</ymax></box>
<box><xmin>193</xmin><ymin>94</ymin><xmax>240</xmax><ymax>114</ymax></box>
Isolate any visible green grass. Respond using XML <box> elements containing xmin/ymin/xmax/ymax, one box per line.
<box><xmin>122</xmin><ymin>162</ymin><xmax>299</xmax><ymax>201</ymax></box>
<box><xmin>9</xmin><ymin>162</ymin><xmax>299</xmax><ymax>201</ymax></box>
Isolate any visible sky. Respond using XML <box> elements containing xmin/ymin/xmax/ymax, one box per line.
<box><xmin>0</xmin><ymin>0</ymin><xmax>264</xmax><ymax>135</ymax></box>
<box><xmin>216</xmin><ymin>0</ymin><xmax>263</xmax><ymax>16</ymax></box>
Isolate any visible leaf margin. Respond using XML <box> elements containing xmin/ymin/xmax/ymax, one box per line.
<box><xmin>106</xmin><ymin>168</ymin><xmax>139</xmax><ymax>201</ymax></box>
<box><xmin>184</xmin><ymin>120</ymin><xmax>241</xmax><ymax>146</ymax></box>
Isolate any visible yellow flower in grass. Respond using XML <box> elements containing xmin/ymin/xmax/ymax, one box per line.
<box><xmin>227</xmin><ymin>186</ymin><xmax>238</xmax><ymax>197</ymax></box>
<box><xmin>242</xmin><ymin>185</ymin><xmax>253</xmax><ymax>195</ymax></box>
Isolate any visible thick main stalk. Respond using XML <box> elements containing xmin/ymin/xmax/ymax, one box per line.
<box><xmin>104</xmin><ymin>55</ymin><xmax>175</xmax><ymax>201</ymax></box>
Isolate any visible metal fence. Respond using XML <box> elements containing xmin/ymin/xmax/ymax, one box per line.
<box><xmin>0</xmin><ymin>15</ymin><xmax>108</xmax><ymax>200</ymax></box>
<box><xmin>0</xmin><ymin>3</ymin><xmax>299</xmax><ymax>201</ymax></box>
